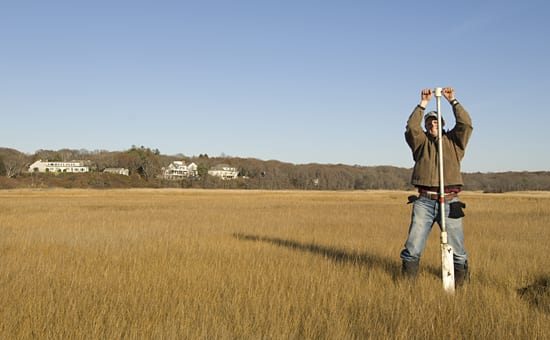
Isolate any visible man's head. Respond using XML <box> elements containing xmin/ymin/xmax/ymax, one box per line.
<box><xmin>424</xmin><ymin>111</ymin><xmax>445</xmax><ymax>137</ymax></box>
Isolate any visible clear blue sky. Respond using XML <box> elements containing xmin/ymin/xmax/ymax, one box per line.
<box><xmin>1</xmin><ymin>0</ymin><xmax>549</xmax><ymax>172</ymax></box>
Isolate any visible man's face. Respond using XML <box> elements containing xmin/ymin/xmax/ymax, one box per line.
<box><xmin>425</xmin><ymin>117</ymin><xmax>439</xmax><ymax>137</ymax></box>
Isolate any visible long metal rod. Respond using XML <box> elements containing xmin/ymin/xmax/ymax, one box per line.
<box><xmin>435</xmin><ymin>87</ymin><xmax>455</xmax><ymax>294</ymax></box>
<box><xmin>435</xmin><ymin>88</ymin><xmax>446</xmax><ymax>234</ymax></box>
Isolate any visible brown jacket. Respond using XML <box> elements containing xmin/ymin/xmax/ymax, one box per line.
<box><xmin>405</xmin><ymin>102</ymin><xmax>473</xmax><ymax>188</ymax></box>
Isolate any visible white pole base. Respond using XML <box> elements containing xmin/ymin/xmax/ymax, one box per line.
<box><xmin>441</xmin><ymin>243</ymin><xmax>456</xmax><ymax>294</ymax></box>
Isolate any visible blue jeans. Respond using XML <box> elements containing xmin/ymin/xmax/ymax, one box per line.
<box><xmin>400</xmin><ymin>196</ymin><xmax>467</xmax><ymax>265</ymax></box>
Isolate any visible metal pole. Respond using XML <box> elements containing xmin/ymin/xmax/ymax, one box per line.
<box><xmin>435</xmin><ymin>87</ymin><xmax>455</xmax><ymax>293</ymax></box>
<box><xmin>435</xmin><ymin>88</ymin><xmax>446</xmax><ymax>233</ymax></box>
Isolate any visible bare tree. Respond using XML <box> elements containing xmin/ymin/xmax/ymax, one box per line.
<box><xmin>0</xmin><ymin>148</ymin><xmax>30</xmax><ymax>178</ymax></box>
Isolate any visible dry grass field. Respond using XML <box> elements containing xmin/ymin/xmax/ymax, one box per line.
<box><xmin>0</xmin><ymin>189</ymin><xmax>549</xmax><ymax>339</ymax></box>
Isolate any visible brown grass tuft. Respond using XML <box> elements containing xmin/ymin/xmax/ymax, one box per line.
<box><xmin>518</xmin><ymin>275</ymin><xmax>550</xmax><ymax>314</ymax></box>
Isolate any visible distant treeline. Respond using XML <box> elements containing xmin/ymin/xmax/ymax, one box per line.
<box><xmin>1</xmin><ymin>147</ymin><xmax>549</xmax><ymax>192</ymax></box>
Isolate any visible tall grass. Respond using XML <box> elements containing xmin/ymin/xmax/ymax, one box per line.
<box><xmin>0</xmin><ymin>189</ymin><xmax>548</xmax><ymax>339</ymax></box>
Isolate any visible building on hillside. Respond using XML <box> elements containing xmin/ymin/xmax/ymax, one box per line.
<box><xmin>28</xmin><ymin>159</ymin><xmax>89</xmax><ymax>173</ymax></box>
<box><xmin>103</xmin><ymin>168</ymin><xmax>130</xmax><ymax>176</ymax></box>
<box><xmin>208</xmin><ymin>164</ymin><xmax>239</xmax><ymax>180</ymax></box>
<box><xmin>162</xmin><ymin>161</ymin><xmax>198</xmax><ymax>180</ymax></box>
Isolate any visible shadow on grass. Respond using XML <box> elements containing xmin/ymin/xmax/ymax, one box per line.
<box><xmin>233</xmin><ymin>233</ymin><xmax>417</xmax><ymax>282</ymax></box>
<box><xmin>234</xmin><ymin>234</ymin><xmax>546</xmax><ymax>296</ymax></box>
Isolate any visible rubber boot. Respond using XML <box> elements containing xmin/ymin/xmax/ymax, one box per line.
<box><xmin>402</xmin><ymin>260</ymin><xmax>419</xmax><ymax>280</ymax></box>
<box><xmin>454</xmin><ymin>261</ymin><xmax>469</xmax><ymax>287</ymax></box>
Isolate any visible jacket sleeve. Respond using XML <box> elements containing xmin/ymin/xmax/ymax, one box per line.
<box><xmin>405</xmin><ymin>105</ymin><xmax>427</xmax><ymax>160</ymax></box>
<box><xmin>447</xmin><ymin>103</ymin><xmax>473</xmax><ymax>152</ymax></box>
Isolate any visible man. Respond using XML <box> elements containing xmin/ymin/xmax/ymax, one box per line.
<box><xmin>400</xmin><ymin>87</ymin><xmax>473</xmax><ymax>286</ymax></box>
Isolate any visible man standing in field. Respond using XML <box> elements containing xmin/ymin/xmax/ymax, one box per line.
<box><xmin>400</xmin><ymin>87</ymin><xmax>473</xmax><ymax>286</ymax></box>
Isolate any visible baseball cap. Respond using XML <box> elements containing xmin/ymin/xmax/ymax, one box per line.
<box><xmin>424</xmin><ymin>111</ymin><xmax>445</xmax><ymax>126</ymax></box>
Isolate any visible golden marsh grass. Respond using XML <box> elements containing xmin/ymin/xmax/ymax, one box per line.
<box><xmin>1</xmin><ymin>189</ymin><xmax>549</xmax><ymax>338</ymax></box>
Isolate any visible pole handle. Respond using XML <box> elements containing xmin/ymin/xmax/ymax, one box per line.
<box><xmin>434</xmin><ymin>87</ymin><xmax>442</xmax><ymax>97</ymax></box>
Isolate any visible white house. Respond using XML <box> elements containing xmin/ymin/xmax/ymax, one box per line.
<box><xmin>208</xmin><ymin>164</ymin><xmax>239</xmax><ymax>180</ymax></box>
<box><xmin>28</xmin><ymin>160</ymin><xmax>89</xmax><ymax>173</ymax></box>
<box><xmin>103</xmin><ymin>168</ymin><xmax>130</xmax><ymax>176</ymax></box>
<box><xmin>162</xmin><ymin>161</ymin><xmax>198</xmax><ymax>180</ymax></box>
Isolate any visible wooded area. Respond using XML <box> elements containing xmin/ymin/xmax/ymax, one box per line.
<box><xmin>1</xmin><ymin>147</ymin><xmax>549</xmax><ymax>192</ymax></box>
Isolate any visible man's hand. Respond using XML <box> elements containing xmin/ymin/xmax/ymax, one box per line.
<box><xmin>442</xmin><ymin>87</ymin><xmax>455</xmax><ymax>102</ymax></box>
<box><xmin>420</xmin><ymin>88</ymin><xmax>433</xmax><ymax>108</ymax></box>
